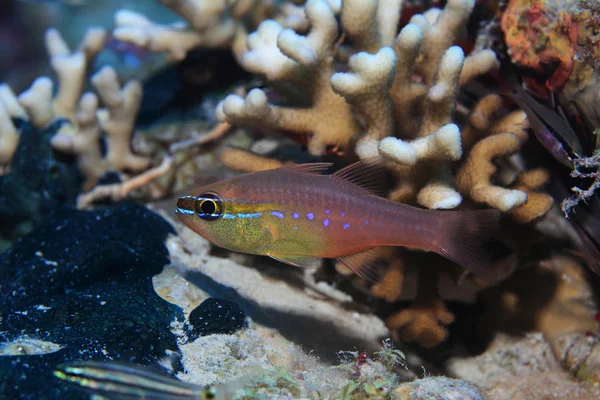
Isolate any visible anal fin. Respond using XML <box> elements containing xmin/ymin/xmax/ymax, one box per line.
<box><xmin>337</xmin><ymin>248</ymin><xmax>386</xmax><ymax>282</ymax></box>
<box><xmin>269</xmin><ymin>254</ymin><xmax>323</xmax><ymax>269</ymax></box>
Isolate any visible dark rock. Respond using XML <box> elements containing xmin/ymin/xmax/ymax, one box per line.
<box><xmin>188</xmin><ymin>298</ymin><xmax>249</xmax><ymax>340</ymax></box>
<box><xmin>137</xmin><ymin>48</ymin><xmax>249</xmax><ymax>126</ymax></box>
<box><xmin>0</xmin><ymin>202</ymin><xmax>183</xmax><ymax>400</ymax></box>
<box><xmin>0</xmin><ymin>118</ymin><xmax>82</xmax><ymax>252</ymax></box>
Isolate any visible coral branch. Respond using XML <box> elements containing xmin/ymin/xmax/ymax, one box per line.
<box><xmin>91</xmin><ymin>66</ymin><xmax>150</xmax><ymax>173</ymax></box>
<box><xmin>387</xmin><ymin>268</ymin><xmax>455</xmax><ymax>348</ymax></box>
<box><xmin>77</xmin><ymin>156</ymin><xmax>174</xmax><ymax>208</ymax></box>
<box><xmin>379</xmin><ymin>123</ymin><xmax>462</xmax><ymax>166</ymax></box>
<box><xmin>456</xmin><ymin>132</ymin><xmax>528</xmax><ymax>211</ymax></box>
<box><xmin>509</xmin><ymin>169</ymin><xmax>554</xmax><ymax>223</ymax></box>
<box><xmin>331</xmin><ymin>47</ymin><xmax>397</xmax><ymax>159</ymax></box>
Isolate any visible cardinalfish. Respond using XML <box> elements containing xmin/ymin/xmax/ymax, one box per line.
<box><xmin>176</xmin><ymin>158</ymin><xmax>501</xmax><ymax>283</ymax></box>
<box><xmin>54</xmin><ymin>361</ymin><xmax>241</xmax><ymax>399</ymax></box>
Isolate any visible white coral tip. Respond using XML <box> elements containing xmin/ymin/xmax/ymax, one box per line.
<box><xmin>435</xmin><ymin>124</ymin><xmax>462</xmax><ymax>160</ymax></box>
<box><xmin>418</xmin><ymin>184</ymin><xmax>462</xmax><ymax>209</ymax></box>
<box><xmin>246</xmin><ymin>88</ymin><xmax>268</xmax><ymax>108</ymax></box>
<box><xmin>379</xmin><ymin>137</ymin><xmax>417</xmax><ymax>166</ymax></box>
<box><xmin>497</xmin><ymin>190</ymin><xmax>527</xmax><ymax>211</ymax></box>
<box><xmin>442</xmin><ymin>46</ymin><xmax>465</xmax><ymax>72</ymax></box>
<box><xmin>278</xmin><ymin>29</ymin><xmax>317</xmax><ymax>66</ymax></box>
<box><xmin>356</xmin><ymin>138</ymin><xmax>380</xmax><ymax>159</ymax></box>
<box><xmin>397</xmin><ymin>23</ymin><xmax>423</xmax><ymax>47</ymax></box>
<box><xmin>221</xmin><ymin>94</ymin><xmax>244</xmax><ymax>116</ymax></box>
<box><xmin>114</xmin><ymin>9</ymin><xmax>150</xmax><ymax>27</ymax></box>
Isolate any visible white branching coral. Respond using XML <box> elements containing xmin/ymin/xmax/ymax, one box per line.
<box><xmin>213</xmin><ymin>0</ymin><xmax>503</xmax><ymax>210</ymax></box>
<box><xmin>0</xmin><ymin>85</ymin><xmax>26</xmax><ymax>164</ymax></box>
<box><xmin>113</xmin><ymin>0</ymin><xmax>243</xmax><ymax>63</ymax></box>
<box><xmin>112</xmin><ymin>0</ymin><xmax>340</xmax><ymax>63</ymax></box>
<box><xmin>0</xmin><ymin>27</ymin><xmax>106</xmax><ymax>165</ymax></box>
<box><xmin>217</xmin><ymin>0</ymin><xmax>360</xmax><ymax>156</ymax></box>
<box><xmin>0</xmin><ymin>27</ymin><xmax>153</xmax><ymax>195</ymax></box>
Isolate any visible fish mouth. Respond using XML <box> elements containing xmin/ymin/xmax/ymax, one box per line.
<box><xmin>175</xmin><ymin>196</ymin><xmax>195</xmax><ymax>221</ymax></box>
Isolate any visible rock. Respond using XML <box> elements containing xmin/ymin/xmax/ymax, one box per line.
<box><xmin>188</xmin><ymin>298</ymin><xmax>249</xmax><ymax>340</ymax></box>
<box><xmin>0</xmin><ymin>119</ymin><xmax>81</xmax><ymax>252</ymax></box>
<box><xmin>0</xmin><ymin>202</ymin><xmax>183</xmax><ymax>400</ymax></box>
<box><xmin>392</xmin><ymin>376</ymin><xmax>484</xmax><ymax>400</ymax></box>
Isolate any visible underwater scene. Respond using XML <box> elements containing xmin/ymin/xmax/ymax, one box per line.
<box><xmin>1</xmin><ymin>0</ymin><xmax>599</xmax><ymax>399</ymax></box>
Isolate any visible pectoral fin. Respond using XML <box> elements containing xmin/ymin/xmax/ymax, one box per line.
<box><xmin>269</xmin><ymin>254</ymin><xmax>322</xmax><ymax>268</ymax></box>
<box><xmin>267</xmin><ymin>239</ymin><xmax>322</xmax><ymax>268</ymax></box>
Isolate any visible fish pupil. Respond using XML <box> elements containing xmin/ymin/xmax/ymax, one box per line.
<box><xmin>201</xmin><ymin>200</ymin><xmax>216</xmax><ymax>214</ymax></box>
<box><xmin>195</xmin><ymin>192</ymin><xmax>222</xmax><ymax>221</ymax></box>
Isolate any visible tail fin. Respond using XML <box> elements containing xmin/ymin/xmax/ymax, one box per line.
<box><xmin>433</xmin><ymin>209</ymin><xmax>502</xmax><ymax>284</ymax></box>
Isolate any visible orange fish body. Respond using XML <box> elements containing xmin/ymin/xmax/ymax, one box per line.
<box><xmin>176</xmin><ymin>159</ymin><xmax>501</xmax><ymax>283</ymax></box>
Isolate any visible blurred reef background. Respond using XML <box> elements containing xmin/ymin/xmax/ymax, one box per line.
<box><xmin>1</xmin><ymin>0</ymin><xmax>599</xmax><ymax>399</ymax></box>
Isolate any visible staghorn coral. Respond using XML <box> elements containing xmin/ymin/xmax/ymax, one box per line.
<box><xmin>0</xmin><ymin>27</ymin><xmax>106</xmax><ymax>165</ymax></box>
<box><xmin>0</xmin><ymin>27</ymin><xmax>155</xmax><ymax>197</ymax></box>
<box><xmin>112</xmin><ymin>0</ymin><xmax>343</xmax><ymax>64</ymax></box>
<box><xmin>217</xmin><ymin>0</ymin><xmax>360</xmax><ymax>156</ymax></box>
<box><xmin>456</xmin><ymin>96</ymin><xmax>554</xmax><ymax>223</ymax></box>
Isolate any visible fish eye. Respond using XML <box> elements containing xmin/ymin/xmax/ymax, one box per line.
<box><xmin>195</xmin><ymin>192</ymin><xmax>222</xmax><ymax>221</ymax></box>
<box><xmin>204</xmin><ymin>388</ymin><xmax>216</xmax><ymax>399</ymax></box>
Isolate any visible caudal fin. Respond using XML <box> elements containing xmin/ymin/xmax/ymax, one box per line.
<box><xmin>433</xmin><ymin>209</ymin><xmax>502</xmax><ymax>283</ymax></box>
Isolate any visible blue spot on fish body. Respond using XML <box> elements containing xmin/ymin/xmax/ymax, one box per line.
<box><xmin>270</xmin><ymin>211</ymin><xmax>284</xmax><ymax>219</ymax></box>
<box><xmin>364</xmin><ymin>220</ymin><xmax>369</xmax><ymax>225</ymax></box>
<box><xmin>341</xmin><ymin>212</ymin><xmax>345</xmax><ymax>217</ymax></box>
<box><xmin>343</xmin><ymin>223</ymin><xmax>350</xmax><ymax>230</ymax></box>
<box><xmin>323</xmin><ymin>219</ymin><xmax>330</xmax><ymax>227</ymax></box>
<box><xmin>307</xmin><ymin>213</ymin><xmax>314</xmax><ymax>220</ymax></box>
<box><xmin>293</xmin><ymin>212</ymin><xmax>300</xmax><ymax>219</ymax></box>
<box><xmin>325</xmin><ymin>209</ymin><xmax>330</xmax><ymax>214</ymax></box>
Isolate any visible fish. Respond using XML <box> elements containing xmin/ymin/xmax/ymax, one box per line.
<box><xmin>54</xmin><ymin>361</ymin><xmax>236</xmax><ymax>399</ymax></box>
<box><xmin>175</xmin><ymin>158</ymin><xmax>501</xmax><ymax>283</ymax></box>
<box><xmin>499</xmin><ymin>71</ymin><xmax>584</xmax><ymax>169</ymax></box>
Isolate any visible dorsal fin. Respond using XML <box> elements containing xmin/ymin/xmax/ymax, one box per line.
<box><xmin>278</xmin><ymin>162</ymin><xmax>333</xmax><ymax>175</ymax></box>
<box><xmin>331</xmin><ymin>157</ymin><xmax>388</xmax><ymax>196</ymax></box>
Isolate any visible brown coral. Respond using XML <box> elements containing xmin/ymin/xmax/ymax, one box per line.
<box><xmin>509</xmin><ymin>169</ymin><xmax>554</xmax><ymax>223</ymax></box>
<box><xmin>456</xmin><ymin>132</ymin><xmax>529</xmax><ymax>212</ymax></box>
<box><xmin>219</xmin><ymin>147</ymin><xmax>287</xmax><ymax>172</ymax></box>
<box><xmin>387</xmin><ymin>269</ymin><xmax>455</xmax><ymax>348</ymax></box>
